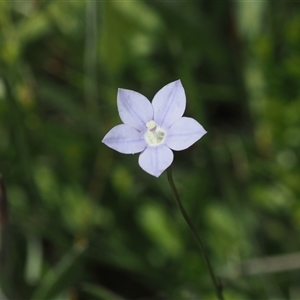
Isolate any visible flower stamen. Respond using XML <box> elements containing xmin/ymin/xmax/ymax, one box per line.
<box><xmin>144</xmin><ymin>120</ymin><xmax>165</xmax><ymax>146</ymax></box>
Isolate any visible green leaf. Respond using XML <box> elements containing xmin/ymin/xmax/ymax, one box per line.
<box><xmin>82</xmin><ymin>282</ymin><xmax>125</xmax><ymax>300</ymax></box>
<box><xmin>31</xmin><ymin>242</ymin><xmax>87</xmax><ymax>300</ymax></box>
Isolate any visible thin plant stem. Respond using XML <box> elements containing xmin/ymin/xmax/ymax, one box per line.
<box><xmin>167</xmin><ymin>167</ymin><xmax>225</xmax><ymax>300</ymax></box>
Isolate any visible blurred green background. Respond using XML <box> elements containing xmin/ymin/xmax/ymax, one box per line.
<box><xmin>1</xmin><ymin>1</ymin><xmax>300</xmax><ymax>299</ymax></box>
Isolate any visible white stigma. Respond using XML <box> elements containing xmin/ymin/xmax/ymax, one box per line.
<box><xmin>146</xmin><ymin>120</ymin><xmax>156</xmax><ymax>130</ymax></box>
<box><xmin>144</xmin><ymin>120</ymin><xmax>166</xmax><ymax>146</ymax></box>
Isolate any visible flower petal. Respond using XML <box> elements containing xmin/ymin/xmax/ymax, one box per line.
<box><xmin>152</xmin><ymin>80</ymin><xmax>186</xmax><ymax>128</ymax></box>
<box><xmin>117</xmin><ymin>88</ymin><xmax>153</xmax><ymax>131</ymax></box>
<box><xmin>166</xmin><ymin>117</ymin><xmax>207</xmax><ymax>151</ymax></box>
<box><xmin>102</xmin><ymin>124</ymin><xmax>147</xmax><ymax>154</ymax></box>
<box><xmin>138</xmin><ymin>145</ymin><xmax>174</xmax><ymax>177</ymax></box>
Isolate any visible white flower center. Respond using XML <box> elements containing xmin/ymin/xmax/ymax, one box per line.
<box><xmin>144</xmin><ymin>120</ymin><xmax>166</xmax><ymax>146</ymax></box>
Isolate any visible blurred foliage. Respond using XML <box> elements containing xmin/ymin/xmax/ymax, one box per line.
<box><xmin>1</xmin><ymin>1</ymin><xmax>300</xmax><ymax>299</ymax></box>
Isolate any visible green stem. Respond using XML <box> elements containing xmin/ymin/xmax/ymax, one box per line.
<box><xmin>167</xmin><ymin>167</ymin><xmax>224</xmax><ymax>300</ymax></box>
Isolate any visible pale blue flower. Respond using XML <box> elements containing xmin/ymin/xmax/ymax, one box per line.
<box><xmin>102</xmin><ymin>80</ymin><xmax>207</xmax><ymax>177</ymax></box>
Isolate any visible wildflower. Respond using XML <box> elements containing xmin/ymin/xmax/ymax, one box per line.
<box><xmin>102</xmin><ymin>80</ymin><xmax>206</xmax><ymax>177</ymax></box>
